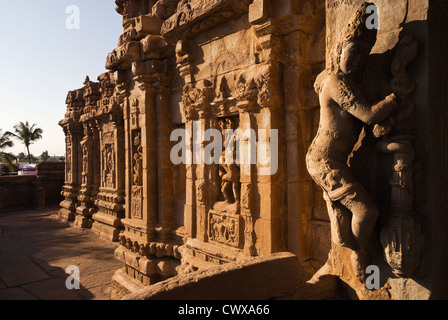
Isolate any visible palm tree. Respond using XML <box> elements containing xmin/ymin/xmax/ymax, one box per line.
<box><xmin>40</xmin><ymin>150</ymin><xmax>50</xmax><ymax>162</ymax></box>
<box><xmin>7</xmin><ymin>121</ymin><xmax>43</xmax><ymax>164</ymax></box>
<box><xmin>0</xmin><ymin>129</ymin><xmax>17</xmax><ymax>172</ymax></box>
<box><xmin>0</xmin><ymin>129</ymin><xmax>13</xmax><ymax>150</ymax></box>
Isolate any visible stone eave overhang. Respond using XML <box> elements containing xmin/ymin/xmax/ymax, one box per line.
<box><xmin>161</xmin><ymin>0</ymin><xmax>252</xmax><ymax>43</ymax></box>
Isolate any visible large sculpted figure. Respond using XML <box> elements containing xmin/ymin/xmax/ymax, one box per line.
<box><xmin>306</xmin><ymin>2</ymin><xmax>405</xmax><ymax>281</ymax></box>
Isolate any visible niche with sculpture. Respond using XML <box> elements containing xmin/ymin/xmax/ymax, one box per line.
<box><xmin>208</xmin><ymin>116</ymin><xmax>243</xmax><ymax>249</ymax></box>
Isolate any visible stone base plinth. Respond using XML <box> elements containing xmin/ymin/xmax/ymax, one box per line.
<box><xmin>91</xmin><ymin>212</ymin><xmax>123</xmax><ymax>242</ymax></box>
<box><xmin>91</xmin><ymin>221</ymin><xmax>122</xmax><ymax>242</ymax></box>
<box><xmin>111</xmin><ymin>267</ymin><xmax>146</xmax><ymax>300</ymax></box>
<box><xmin>73</xmin><ymin>215</ymin><xmax>92</xmax><ymax>229</ymax></box>
<box><xmin>178</xmin><ymin>238</ymin><xmax>249</xmax><ymax>274</ymax></box>
<box><xmin>58</xmin><ymin>208</ymin><xmax>75</xmax><ymax>222</ymax></box>
<box><xmin>110</xmin><ymin>244</ymin><xmax>182</xmax><ymax>299</ymax></box>
<box><xmin>121</xmin><ymin>252</ymin><xmax>304</xmax><ymax>300</ymax></box>
<box><xmin>306</xmin><ymin>244</ymin><xmax>431</xmax><ymax>300</ymax></box>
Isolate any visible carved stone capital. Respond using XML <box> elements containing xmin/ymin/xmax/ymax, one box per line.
<box><xmin>106</xmin><ymin>41</ymin><xmax>141</xmax><ymax>70</ymax></box>
<box><xmin>182</xmin><ymin>81</ymin><xmax>214</xmax><ymax>119</ymax></box>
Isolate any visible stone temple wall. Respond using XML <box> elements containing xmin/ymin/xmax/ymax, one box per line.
<box><xmin>0</xmin><ymin>162</ymin><xmax>64</xmax><ymax>212</ymax></box>
<box><xmin>58</xmin><ymin>0</ymin><xmax>448</xmax><ymax>299</ymax></box>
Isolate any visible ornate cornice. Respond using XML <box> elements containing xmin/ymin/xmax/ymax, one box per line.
<box><xmin>161</xmin><ymin>0</ymin><xmax>251</xmax><ymax>43</ymax></box>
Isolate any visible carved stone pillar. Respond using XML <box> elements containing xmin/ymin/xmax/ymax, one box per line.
<box><xmin>91</xmin><ymin>73</ymin><xmax>126</xmax><ymax>241</ymax></box>
<box><xmin>184</xmin><ymin>107</ymin><xmax>197</xmax><ymax>239</ymax></box>
<box><xmin>375</xmin><ymin>35</ymin><xmax>423</xmax><ymax>278</ymax></box>
<box><xmin>155</xmin><ymin>85</ymin><xmax>174</xmax><ymax>240</ymax></box>
<box><xmin>59</xmin><ymin>89</ymin><xmax>84</xmax><ymax>222</ymax></box>
<box><xmin>193</xmin><ymin>82</ymin><xmax>213</xmax><ymax>243</ymax></box>
<box><xmin>249</xmin><ymin>10</ymin><xmax>285</xmax><ymax>256</ymax></box>
<box><xmin>120</xmin><ymin>84</ymin><xmax>158</xmax><ymax>243</ymax></box>
<box><xmin>378</xmin><ymin>135</ymin><xmax>423</xmax><ymax>277</ymax></box>
<box><xmin>74</xmin><ymin>123</ymin><xmax>96</xmax><ymax>228</ymax></box>
<box><xmin>238</xmin><ymin>110</ymin><xmax>256</xmax><ymax>257</ymax></box>
<box><xmin>74</xmin><ymin>78</ymin><xmax>101</xmax><ymax>228</ymax></box>
<box><xmin>107</xmin><ymin>4</ymin><xmax>182</xmax><ymax>298</ymax></box>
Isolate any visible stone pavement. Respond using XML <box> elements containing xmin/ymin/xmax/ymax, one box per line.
<box><xmin>0</xmin><ymin>207</ymin><xmax>122</xmax><ymax>300</ymax></box>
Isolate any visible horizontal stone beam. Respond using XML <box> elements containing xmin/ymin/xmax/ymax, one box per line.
<box><xmin>122</xmin><ymin>252</ymin><xmax>304</xmax><ymax>300</ymax></box>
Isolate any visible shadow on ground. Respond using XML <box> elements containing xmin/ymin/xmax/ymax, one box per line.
<box><xmin>0</xmin><ymin>207</ymin><xmax>122</xmax><ymax>300</ymax></box>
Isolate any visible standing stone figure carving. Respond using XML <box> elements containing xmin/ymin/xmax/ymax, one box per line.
<box><xmin>219</xmin><ymin>150</ymin><xmax>241</xmax><ymax>206</ymax></box>
<box><xmin>81</xmin><ymin>144</ymin><xmax>88</xmax><ymax>185</ymax></box>
<box><xmin>133</xmin><ymin>132</ymin><xmax>143</xmax><ymax>186</ymax></box>
<box><xmin>306</xmin><ymin>2</ymin><xmax>404</xmax><ymax>281</ymax></box>
<box><xmin>66</xmin><ymin>147</ymin><xmax>72</xmax><ymax>182</ymax></box>
<box><xmin>103</xmin><ymin>144</ymin><xmax>115</xmax><ymax>188</ymax></box>
<box><xmin>214</xmin><ymin>118</ymin><xmax>241</xmax><ymax>214</ymax></box>
<box><xmin>82</xmin><ymin>144</ymin><xmax>88</xmax><ymax>175</ymax></box>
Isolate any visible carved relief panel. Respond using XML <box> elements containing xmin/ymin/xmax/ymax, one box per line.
<box><xmin>102</xmin><ymin>143</ymin><xmax>116</xmax><ymax>189</ymax></box>
<box><xmin>209</xmin><ymin>211</ymin><xmax>243</xmax><ymax>248</ymax></box>
<box><xmin>66</xmin><ymin>144</ymin><xmax>73</xmax><ymax>183</ymax></box>
<box><xmin>128</xmin><ymin>96</ymin><xmax>144</xmax><ymax>220</ymax></box>
<box><xmin>131</xmin><ymin>130</ymin><xmax>143</xmax><ymax>220</ymax></box>
<box><xmin>80</xmin><ymin>123</ymin><xmax>95</xmax><ymax>188</ymax></box>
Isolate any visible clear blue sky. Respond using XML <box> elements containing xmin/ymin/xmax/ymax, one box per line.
<box><xmin>0</xmin><ymin>1</ymin><xmax>123</xmax><ymax>157</ymax></box>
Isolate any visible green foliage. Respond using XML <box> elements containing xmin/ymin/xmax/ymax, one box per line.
<box><xmin>7</xmin><ymin>121</ymin><xmax>43</xmax><ymax>164</ymax></box>
<box><xmin>0</xmin><ymin>153</ymin><xmax>18</xmax><ymax>173</ymax></box>
<box><xmin>40</xmin><ymin>150</ymin><xmax>50</xmax><ymax>161</ymax></box>
<box><xmin>0</xmin><ymin>129</ymin><xmax>18</xmax><ymax>173</ymax></box>
<box><xmin>0</xmin><ymin>129</ymin><xmax>13</xmax><ymax>150</ymax></box>
<box><xmin>17</xmin><ymin>152</ymin><xmax>28</xmax><ymax>162</ymax></box>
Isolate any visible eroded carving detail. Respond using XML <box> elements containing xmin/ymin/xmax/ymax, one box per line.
<box><xmin>209</xmin><ymin>210</ymin><xmax>241</xmax><ymax>248</ymax></box>
<box><xmin>376</xmin><ymin>36</ymin><xmax>423</xmax><ymax>278</ymax></box>
<box><xmin>131</xmin><ymin>186</ymin><xmax>143</xmax><ymax>219</ymax></box>
<box><xmin>103</xmin><ymin>144</ymin><xmax>116</xmax><ymax>189</ymax></box>
<box><xmin>307</xmin><ymin>2</ymin><xmax>408</xmax><ymax>282</ymax></box>
<box><xmin>132</xmin><ymin>131</ymin><xmax>143</xmax><ymax>186</ymax></box>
